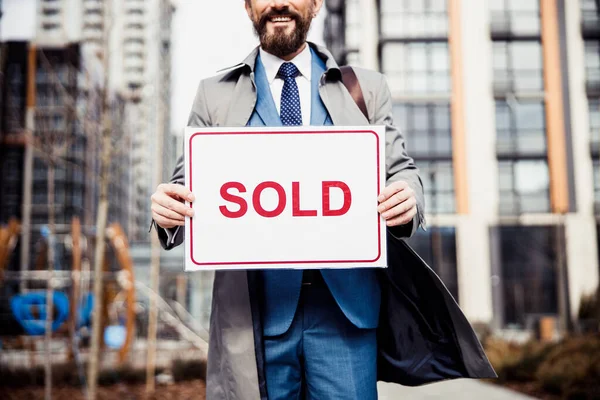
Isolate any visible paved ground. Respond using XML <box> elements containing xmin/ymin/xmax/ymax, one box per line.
<box><xmin>378</xmin><ymin>379</ymin><xmax>538</xmax><ymax>400</ymax></box>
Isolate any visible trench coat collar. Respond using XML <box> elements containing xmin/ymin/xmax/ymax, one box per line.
<box><xmin>219</xmin><ymin>42</ymin><xmax>342</xmax><ymax>83</ymax></box>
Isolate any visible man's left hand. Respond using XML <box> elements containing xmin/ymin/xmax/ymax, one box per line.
<box><xmin>377</xmin><ymin>181</ymin><xmax>417</xmax><ymax>227</ymax></box>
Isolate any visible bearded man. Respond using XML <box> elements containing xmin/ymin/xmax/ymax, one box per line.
<box><xmin>150</xmin><ymin>1</ymin><xmax>495</xmax><ymax>399</ymax></box>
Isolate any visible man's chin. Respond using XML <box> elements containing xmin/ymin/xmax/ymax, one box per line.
<box><xmin>266</xmin><ymin>25</ymin><xmax>295</xmax><ymax>38</ymax></box>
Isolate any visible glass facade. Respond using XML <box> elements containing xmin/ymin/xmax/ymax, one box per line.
<box><xmin>0</xmin><ymin>43</ymin><xmax>27</xmax><ymax>225</ymax></box>
<box><xmin>377</xmin><ymin>0</ymin><xmax>458</xmax><ymax>298</ymax></box>
<box><xmin>490</xmin><ymin>0</ymin><xmax>541</xmax><ymax>36</ymax></box>
<box><xmin>344</xmin><ymin>0</ymin><xmax>361</xmax><ymax>64</ymax></box>
<box><xmin>380</xmin><ymin>0</ymin><xmax>448</xmax><ymax>39</ymax></box>
<box><xmin>593</xmin><ymin>98</ymin><xmax>600</xmax><ymax>215</ymax></box>
<box><xmin>382</xmin><ymin>42</ymin><xmax>450</xmax><ymax>95</ymax></box>
<box><xmin>583</xmin><ymin>1</ymin><xmax>600</xmax><ymax>216</ymax></box>
<box><xmin>379</xmin><ymin>0</ymin><xmax>453</xmax><ymax>216</ymax></box>
<box><xmin>393</xmin><ymin>103</ymin><xmax>452</xmax><ymax>157</ymax></box>
<box><xmin>581</xmin><ymin>0</ymin><xmax>600</xmax><ymax>34</ymax></box>
<box><xmin>498</xmin><ymin>159</ymin><xmax>550</xmax><ymax>215</ymax></box>
<box><xmin>393</xmin><ymin>103</ymin><xmax>454</xmax><ymax>214</ymax></box>
<box><xmin>492</xmin><ymin>41</ymin><xmax>544</xmax><ymax>93</ymax></box>
<box><xmin>585</xmin><ymin>40</ymin><xmax>600</xmax><ymax>92</ymax></box>
<box><xmin>492</xmin><ymin>0</ymin><xmax>549</xmax><ymax>216</ymax></box>
<box><xmin>318</xmin><ymin>0</ymin><xmax>600</xmax><ymax>333</ymax></box>
<box><xmin>495</xmin><ymin>100</ymin><xmax>547</xmax><ymax>156</ymax></box>
<box><xmin>494</xmin><ymin>226</ymin><xmax>560</xmax><ymax>329</ymax></box>
<box><xmin>406</xmin><ymin>227</ymin><xmax>459</xmax><ymax>302</ymax></box>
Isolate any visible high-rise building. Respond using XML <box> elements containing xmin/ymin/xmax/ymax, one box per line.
<box><xmin>38</xmin><ymin>0</ymin><xmax>178</xmax><ymax>243</ymax></box>
<box><xmin>121</xmin><ymin>0</ymin><xmax>177</xmax><ymax>242</ymax></box>
<box><xmin>0</xmin><ymin>0</ymin><xmax>177</xmax><ymax>272</ymax></box>
<box><xmin>325</xmin><ymin>0</ymin><xmax>600</xmax><ymax>333</ymax></box>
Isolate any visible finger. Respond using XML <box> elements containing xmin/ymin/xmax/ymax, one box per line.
<box><xmin>377</xmin><ymin>181</ymin><xmax>408</xmax><ymax>203</ymax></box>
<box><xmin>377</xmin><ymin>187</ymin><xmax>413</xmax><ymax>214</ymax></box>
<box><xmin>380</xmin><ymin>197</ymin><xmax>416</xmax><ymax>220</ymax></box>
<box><xmin>158</xmin><ymin>183</ymin><xmax>195</xmax><ymax>202</ymax></box>
<box><xmin>386</xmin><ymin>205</ymin><xmax>417</xmax><ymax>227</ymax></box>
<box><xmin>153</xmin><ymin>214</ymin><xmax>184</xmax><ymax>229</ymax></box>
<box><xmin>152</xmin><ymin>203</ymin><xmax>186</xmax><ymax>222</ymax></box>
<box><xmin>152</xmin><ymin>191</ymin><xmax>194</xmax><ymax>217</ymax></box>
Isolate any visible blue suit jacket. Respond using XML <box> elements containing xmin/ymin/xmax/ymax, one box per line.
<box><xmin>248</xmin><ymin>49</ymin><xmax>381</xmax><ymax>337</ymax></box>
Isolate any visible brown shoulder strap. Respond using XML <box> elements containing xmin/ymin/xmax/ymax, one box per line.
<box><xmin>340</xmin><ymin>66</ymin><xmax>369</xmax><ymax>121</ymax></box>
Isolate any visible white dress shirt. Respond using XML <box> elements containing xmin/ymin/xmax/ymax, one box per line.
<box><xmin>259</xmin><ymin>45</ymin><xmax>312</xmax><ymax>126</ymax></box>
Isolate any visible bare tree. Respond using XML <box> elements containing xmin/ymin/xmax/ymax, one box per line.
<box><xmin>87</xmin><ymin>0</ymin><xmax>113</xmax><ymax>397</ymax></box>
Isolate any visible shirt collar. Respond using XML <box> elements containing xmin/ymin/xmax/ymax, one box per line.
<box><xmin>259</xmin><ymin>44</ymin><xmax>312</xmax><ymax>84</ymax></box>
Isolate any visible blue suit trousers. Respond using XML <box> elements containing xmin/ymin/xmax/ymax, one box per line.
<box><xmin>263</xmin><ymin>273</ymin><xmax>378</xmax><ymax>400</ymax></box>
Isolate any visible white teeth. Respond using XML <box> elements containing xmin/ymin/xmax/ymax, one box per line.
<box><xmin>271</xmin><ymin>17</ymin><xmax>291</xmax><ymax>22</ymax></box>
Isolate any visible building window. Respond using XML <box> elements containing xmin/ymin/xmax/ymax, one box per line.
<box><xmin>490</xmin><ymin>0</ymin><xmax>540</xmax><ymax>36</ymax></box>
<box><xmin>406</xmin><ymin>227</ymin><xmax>459</xmax><ymax>302</ymax></box>
<box><xmin>593</xmin><ymin>158</ymin><xmax>600</xmax><ymax>215</ymax></box>
<box><xmin>493</xmin><ymin>226</ymin><xmax>561</xmax><ymax>329</ymax></box>
<box><xmin>344</xmin><ymin>0</ymin><xmax>361</xmax><ymax>53</ymax></box>
<box><xmin>585</xmin><ymin>41</ymin><xmax>600</xmax><ymax>93</ymax></box>
<box><xmin>381</xmin><ymin>42</ymin><xmax>450</xmax><ymax>95</ymax></box>
<box><xmin>493</xmin><ymin>41</ymin><xmax>544</xmax><ymax>94</ymax></box>
<box><xmin>591</xmin><ymin>99</ymin><xmax>600</xmax><ymax>215</ymax></box>
<box><xmin>498</xmin><ymin>159</ymin><xmax>550</xmax><ymax>215</ymax></box>
<box><xmin>597</xmin><ymin>224</ymin><xmax>600</xmax><ymax>269</ymax></box>
<box><xmin>127</xmin><ymin>8</ymin><xmax>144</xmax><ymax>16</ymax></box>
<box><xmin>5</xmin><ymin>64</ymin><xmax>25</xmax><ymax>132</ymax></box>
<box><xmin>495</xmin><ymin>100</ymin><xmax>546</xmax><ymax>156</ymax></box>
<box><xmin>393</xmin><ymin>103</ymin><xmax>454</xmax><ymax>214</ymax></box>
<box><xmin>393</xmin><ymin>103</ymin><xmax>452</xmax><ymax>157</ymax></box>
<box><xmin>581</xmin><ymin>0</ymin><xmax>600</xmax><ymax>31</ymax></box>
<box><xmin>591</xmin><ymin>99</ymin><xmax>600</xmax><ymax>148</ymax></box>
<box><xmin>492</xmin><ymin>3</ymin><xmax>549</xmax><ymax>216</ymax></box>
<box><xmin>380</xmin><ymin>0</ymin><xmax>448</xmax><ymax>39</ymax></box>
<box><xmin>419</xmin><ymin>160</ymin><xmax>455</xmax><ymax>214</ymax></box>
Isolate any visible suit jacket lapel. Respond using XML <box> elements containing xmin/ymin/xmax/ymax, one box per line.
<box><xmin>252</xmin><ymin>55</ymin><xmax>283</xmax><ymax>127</ymax></box>
<box><xmin>223</xmin><ymin>42</ymin><xmax>368</xmax><ymax>128</ymax></box>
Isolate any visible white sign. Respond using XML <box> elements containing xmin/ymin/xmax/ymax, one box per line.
<box><xmin>184</xmin><ymin>126</ymin><xmax>387</xmax><ymax>271</ymax></box>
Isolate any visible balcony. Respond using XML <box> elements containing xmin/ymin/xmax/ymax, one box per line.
<box><xmin>84</xmin><ymin>0</ymin><xmax>103</xmax><ymax>13</ymax></box>
<box><xmin>125</xmin><ymin>15</ymin><xmax>146</xmax><ymax>27</ymax></box>
<box><xmin>41</xmin><ymin>1</ymin><xmax>62</xmax><ymax>14</ymax></box>
<box><xmin>40</xmin><ymin>13</ymin><xmax>63</xmax><ymax>29</ymax></box>
<box><xmin>83</xmin><ymin>28</ymin><xmax>103</xmax><ymax>42</ymax></box>
<box><xmin>124</xmin><ymin>55</ymin><xmax>145</xmax><ymax>70</ymax></box>
<box><xmin>124</xmin><ymin>41</ymin><xmax>145</xmax><ymax>56</ymax></box>
<box><xmin>84</xmin><ymin>13</ymin><xmax>103</xmax><ymax>27</ymax></box>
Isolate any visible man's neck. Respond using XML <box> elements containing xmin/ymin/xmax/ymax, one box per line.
<box><xmin>262</xmin><ymin>42</ymin><xmax>308</xmax><ymax>62</ymax></box>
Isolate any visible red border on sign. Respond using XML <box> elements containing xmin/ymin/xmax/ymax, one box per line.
<box><xmin>188</xmin><ymin>129</ymin><xmax>381</xmax><ymax>266</ymax></box>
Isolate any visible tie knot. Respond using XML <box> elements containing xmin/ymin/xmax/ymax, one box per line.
<box><xmin>278</xmin><ymin>62</ymin><xmax>300</xmax><ymax>79</ymax></box>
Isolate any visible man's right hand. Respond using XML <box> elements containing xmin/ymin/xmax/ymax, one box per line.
<box><xmin>151</xmin><ymin>183</ymin><xmax>195</xmax><ymax>229</ymax></box>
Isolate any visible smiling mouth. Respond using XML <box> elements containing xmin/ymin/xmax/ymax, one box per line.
<box><xmin>269</xmin><ymin>16</ymin><xmax>294</xmax><ymax>23</ymax></box>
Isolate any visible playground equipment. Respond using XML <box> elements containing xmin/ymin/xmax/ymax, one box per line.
<box><xmin>0</xmin><ymin>218</ymin><xmax>137</xmax><ymax>364</ymax></box>
<box><xmin>0</xmin><ymin>219</ymin><xmax>20</xmax><ymax>285</ymax></box>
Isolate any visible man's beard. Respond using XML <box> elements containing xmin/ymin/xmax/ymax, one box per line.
<box><xmin>252</xmin><ymin>7</ymin><xmax>313</xmax><ymax>58</ymax></box>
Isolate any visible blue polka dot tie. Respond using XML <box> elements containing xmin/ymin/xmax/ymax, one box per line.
<box><xmin>278</xmin><ymin>62</ymin><xmax>302</xmax><ymax>126</ymax></box>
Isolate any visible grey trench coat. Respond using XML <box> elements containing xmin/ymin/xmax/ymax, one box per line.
<box><xmin>156</xmin><ymin>43</ymin><xmax>497</xmax><ymax>400</ymax></box>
